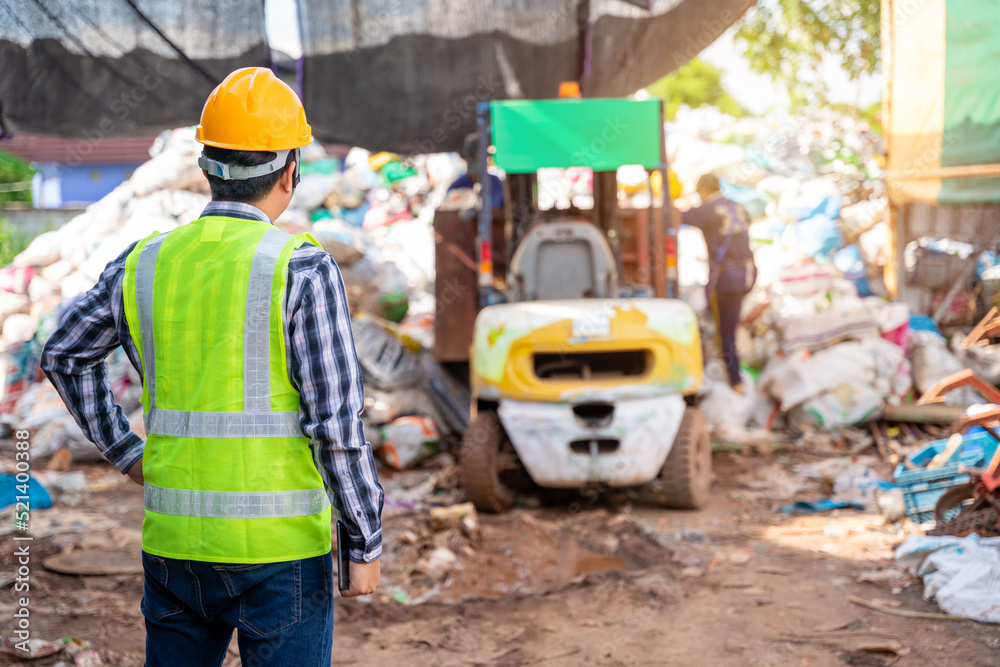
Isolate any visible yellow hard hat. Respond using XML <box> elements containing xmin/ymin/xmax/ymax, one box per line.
<box><xmin>369</xmin><ymin>152</ymin><xmax>401</xmax><ymax>172</ymax></box>
<box><xmin>650</xmin><ymin>169</ymin><xmax>683</xmax><ymax>200</ymax></box>
<box><xmin>196</xmin><ymin>67</ymin><xmax>312</xmax><ymax>151</ymax></box>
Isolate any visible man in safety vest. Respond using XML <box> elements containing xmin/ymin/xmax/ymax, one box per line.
<box><xmin>681</xmin><ymin>173</ymin><xmax>757</xmax><ymax>395</ymax></box>
<box><xmin>41</xmin><ymin>68</ymin><xmax>383</xmax><ymax>666</ymax></box>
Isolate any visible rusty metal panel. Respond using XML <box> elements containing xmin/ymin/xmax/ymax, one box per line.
<box><xmin>904</xmin><ymin>203</ymin><xmax>1000</xmax><ymax>245</ymax></box>
<box><xmin>434</xmin><ymin>209</ymin><xmax>478</xmax><ymax>363</ymax></box>
<box><xmin>433</xmin><ymin>209</ymin><xmax>507</xmax><ymax>363</ymax></box>
<box><xmin>619</xmin><ymin>209</ymin><xmax>651</xmax><ymax>287</ymax></box>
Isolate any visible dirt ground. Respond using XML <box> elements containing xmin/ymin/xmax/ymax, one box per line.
<box><xmin>3</xmin><ymin>445</ymin><xmax>999</xmax><ymax>667</ymax></box>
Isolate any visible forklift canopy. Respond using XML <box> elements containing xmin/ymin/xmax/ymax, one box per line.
<box><xmin>489</xmin><ymin>98</ymin><xmax>662</xmax><ymax>174</ymax></box>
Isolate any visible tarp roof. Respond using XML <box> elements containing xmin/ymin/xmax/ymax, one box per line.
<box><xmin>0</xmin><ymin>0</ymin><xmax>754</xmax><ymax>154</ymax></box>
<box><xmin>0</xmin><ymin>0</ymin><xmax>269</xmax><ymax>140</ymax></box>
<box><xmin>298</xmin><ymin>0</ymin><xmax>755</xmax><ymax>152</ymax></box>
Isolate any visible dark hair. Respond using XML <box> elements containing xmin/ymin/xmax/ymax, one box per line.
<box><xmin>461</xmin><ymin>133</ymin><xmax>481</xmax><ymax>162</ymax></box>
<box><xmin>202</xmin><ymin>145</ymin><xmax>293</xmax><ymax>203</ymax></box>
<box><xmin>696</xmin><ymin>173</ymin><xmax>721</xmax><ymax>194</ymax></box>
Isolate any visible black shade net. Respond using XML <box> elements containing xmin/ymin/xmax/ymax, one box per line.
<box><xmin>297</xmin><ymin>0</ymin><xmax>754</xmax><ymax>153</ymax></box>
<box><xmin>0</xmin><ymin>0</ymin><xmax>269</xmax><ymax>141</ymax></box>
<box><xmin>0</xmin><ymin>0</ymin><xmax>753</xmax><ymax>153</ymax></box>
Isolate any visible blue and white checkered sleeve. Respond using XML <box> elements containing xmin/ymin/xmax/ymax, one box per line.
<box><xmin>40</xmin><ymin>243</ymin><xmax>144</xmax><ymax>474</ymax></box>
<box><xmin>287</xmin><ymin>246</ymin><xmax>384</xmax><ymax>563</ymax></box>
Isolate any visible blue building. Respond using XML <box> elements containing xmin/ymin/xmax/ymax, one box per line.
<box><xmin>1</xmin><ymin>132</ymin><xmax>156</xmax><ymax>208</ymax></box>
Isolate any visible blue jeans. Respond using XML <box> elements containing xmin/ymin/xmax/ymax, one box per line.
<box><xmin>141</xmin><ymin>551</ymin><xmax>333</xmax><ymax>667</ymax></box>
<box><xmin>707</xmin><ymin>289</ymin><xmax>746</xmax><ymax>387</ymax></box>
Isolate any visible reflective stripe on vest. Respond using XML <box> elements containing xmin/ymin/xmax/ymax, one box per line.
<box><xmin>144</xmin><ymin>409</ymin><xmax>303</xmax><ymax>439</ymax></box>
<box><xmin>135</xmin><ymin>227</ymin><xmax>305</xmax><ymax>440</ymax></box>
<box><xmin>144</xmin><ymin>483</ymin><xmax>328</xmax><ymax>519</ymax></box>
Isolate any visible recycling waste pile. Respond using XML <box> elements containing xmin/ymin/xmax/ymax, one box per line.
<box><xmin>660</xmin><ymin>104</ymin><xmax>1000</xmax><ymax>434</ymax></box>
<box><xmin>658</xmin><ymin>104</ymin><xmax>1000</xmax><ymax>624</ymax></box>
<box><xmin>0</xmin><ymin>127</ymin><xmax>468</xmax><ymax>476</ymax></box>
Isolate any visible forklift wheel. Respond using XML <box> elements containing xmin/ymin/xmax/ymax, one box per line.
<box><xmin>460</xmin><ymin>411</ymin><xmax>517</xmax><ymax>513</ymax></box>
<box><xmin>652</xmin><ymin>407</ymin><xmax>711</xmax><ymax>510</ymax></box>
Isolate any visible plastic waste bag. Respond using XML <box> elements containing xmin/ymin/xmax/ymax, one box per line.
<box><xmin>351</xmin><ymin>314</ymin><xmax>426</xmax><ymax>390</ymax></box>
<box><xmin>380</xmin><ymin>416</ymin><xmax>440</xmax><ymax>470</ymax></box>
<box><xmin>895</xmin><ymin>534</ymin><xmax>1000</xmax><ymax>623</ymax></box>
<box><xmin>0</xmin><ymin>472</ymin><xmax>52</xmax><ymax>512</ymax></box>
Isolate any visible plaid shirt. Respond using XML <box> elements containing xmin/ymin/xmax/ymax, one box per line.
<box><xmin>41</xmin><ymin>201</ymin><xmax>383</xmax><ymax>562</ymax></box>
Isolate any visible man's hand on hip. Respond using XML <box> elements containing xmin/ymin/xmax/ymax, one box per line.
<box><xmin>126</xmin><ymin>457</ymin><xmax>144</xmax><ymax>485</ymax></box>
<box><xmin>342</xmin><ymin>558</ymin><xmax>381</xmax><ymax>597</ymax></box>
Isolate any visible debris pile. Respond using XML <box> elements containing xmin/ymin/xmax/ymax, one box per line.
<box><xmin>667</xmin><ymin>105</ymin><xmax>1000</xmax><ymax>435</ymax></box>
<box><xmin>0</xmin><ymin>128</ymin><xmax>467</xmax><ymax>470</ymax></box>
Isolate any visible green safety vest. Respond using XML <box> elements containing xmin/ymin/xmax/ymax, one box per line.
<box><xmin>123</xmin><ymin>216</ymin><xmax>332</xmax><ymax>563</ymax></box>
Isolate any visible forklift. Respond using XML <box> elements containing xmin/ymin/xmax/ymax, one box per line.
<box><xmin>435</xmin><ymin>89</ymin><xmax>710</xmax><ymax>512</ymax></box>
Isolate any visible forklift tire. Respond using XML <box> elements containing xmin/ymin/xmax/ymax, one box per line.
<box><xmin>654</xmin><ymin>407</ymin><xmax>711</xmax><ymax>510</ymax></box>
<box><xmin>460</xmin><ymin>411</ymin><xmax>517</xmax><ymax>513</ymax></box>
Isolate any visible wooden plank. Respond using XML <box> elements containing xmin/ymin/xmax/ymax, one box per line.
<box><xmin>870</xmin><ymin>421</ymin><xmax>889</xmax><ymax>460</ymax></box>
<box><xmin>918</xmin><ymin>368</ymin><xmax>1000</xmax><ymax>405</ymax></box>
<box><xmin>883</xmin><ymin>403</ymin><xmax>964</xmax><ymax>424</ymax></box>
<box><xmin>953</xmin><ymin>405</ymin><xmax>1000</xmax><ymax>434</ymax></box>
<box><xmin>886</xmin><ymin>163</ymin><xmax>1000</xmax><ymax>181</ymax></box>
<box><xmin>43</xmin><ymin>550</ymin><xmax>143</xmax><ymax>576</ymax></box>
<box><xmin>962</xmin><ymin>305</ymin><xmax>998</xmax><ymax>348</ymax></box>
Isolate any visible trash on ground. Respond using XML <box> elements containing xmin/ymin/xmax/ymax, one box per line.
<box><xmin>779</xmin><ymin>499</ymin><xmax>866</xmax><ymax>515</ymax></box>
<box><xmin>895</xmin><ymin>534</ymin><xmax>1000</xmax><ymax>623</ymax></box>
<box><xmin>0</xmin><ymin>471</ymin><xmax>52</xmax><ymax>511</ymax></box>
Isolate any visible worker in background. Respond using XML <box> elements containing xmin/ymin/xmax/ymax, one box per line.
<box><xmin>681</xmin><ymin>173</ymin><xmax>757</xmax><ymax>394</ymax></box>
<box><xmin>41</xmin><ymin>68</ymin><xmax>383</xmax><ymax>667</ymax></box>
<box><xmin>449</xmin><ymin>132</ymin><xmax>504</xmax><ymax>209</ymax></box>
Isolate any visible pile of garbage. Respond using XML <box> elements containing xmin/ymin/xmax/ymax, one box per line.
<box><xmin>666</xmin><ymin>105</ymin><xmax>887</xmax><ymax>301</ymax></box>
<box><xmin>662</xmin><ymin>105</ymin><xmax>1000</xmax><ymax>432</ymax></box>
<box><xmin>0</xmin><ymin>127</ymin><xmax>469</xmax><ymax>470</ymax></box>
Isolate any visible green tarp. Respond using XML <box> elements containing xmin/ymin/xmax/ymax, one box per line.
<box><xmin>490</xmin><ymin>99</ymin><xmax>662</xmax><ymax>174</ymax></box>
<box><xmin>887</xmin><ymin>0</ymin><xmax>1000</xmax><ymax>205</ymax></box>
<box><xmin>940</xmin><ymin>0</ymin><xmax>1000</xmax><ymax>204</ymax></box>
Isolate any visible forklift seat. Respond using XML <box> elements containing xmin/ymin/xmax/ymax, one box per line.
<box><xmin>508</xmin><ymin>220</ymin><xmax>619</xmax><ymax>301</ymax></box>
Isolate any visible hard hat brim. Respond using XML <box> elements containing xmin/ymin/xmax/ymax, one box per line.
<box><xmin>196</xmin><ymin>127</ymin><xmax>314</xmax><ymax>152</ymax></box>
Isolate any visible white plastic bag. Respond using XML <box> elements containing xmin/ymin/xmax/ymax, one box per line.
<box><xmin>896</xmin><ymin>534</ymin><xmax>1000</xmax><ymax>623</ymax></box>
<box><xmin>129</xmin><ymin>128</ymin><xmax>204</xmax><ymax>197</ymax></box>
<box><xmin>699</xmin><ymin>370</ymin><xmax>756</xmax><ymax>428</ymax></box>
<box><xmin>794</xmin><ymin>383</ymin><xmax>884</xmax><ymax>428</ymax></box>
<box><xmin>911</xmin><ymin>331</ymin><xmax>976</xmax><ymax>405</ymax></box>
<box><xmin>311</xmin><ymin>219</ymin><xmax>367</xmax><ymax>266</ymax></box>
<box><xmin>13</xmin><ymin>230</ymin><xmax>62</xmax><ymax>268</ymax></box>
<box><xmin>0</xmin><ymin>292</ymin><xmax>30</xmax><ymax>328</ymax></box>
<box><xmin>289</xmin><ymin>173</ymin><xmax>335</xmax><ymax>211</ymax></box>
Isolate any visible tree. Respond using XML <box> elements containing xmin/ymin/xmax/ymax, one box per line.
<box><xmin>0</xmin><ymin>150</ymin><xmax>33</xmax><ymax>205</ymax></box>
<box><xmin>0</xmin><ymin>151</ymin><xmax>35</xmax><ymax>265</ymax></box>
<box><xmin>646</xmin><ymin>57</ymin><xmax>748</xmax><ymax>120</ymax></box>
<box><xmin>734</xmin><ymin>0</ymin><xmax>880</xmax><ymax>108</ymax></box>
